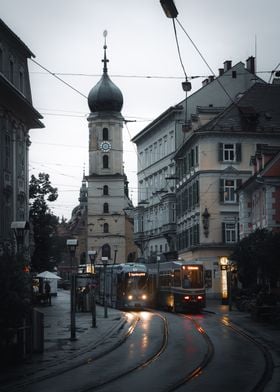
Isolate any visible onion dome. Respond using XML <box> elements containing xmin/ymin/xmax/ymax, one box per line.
<box><xmin>88</xmin><ymin>31</ymin><xmax>123</xmax><ymax>113</ymax></box>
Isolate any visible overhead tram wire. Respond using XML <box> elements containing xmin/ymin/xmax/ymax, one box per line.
<box><xmin>175</xmin><ymin>18</ymin><xmax>236</xmax><ymax>106</ymax></box>
<box><xmin>30</xmin><ymin>58</ymin><xmax>88</xmax><ymax>99</ymax></box>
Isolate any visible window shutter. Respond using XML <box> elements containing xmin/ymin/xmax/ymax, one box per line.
<box><xmin>236</xmin><ymin>143</ymin><xmax>242</xmax><ymax>162</ymax></box>
<box><xmin>218</xmin><ymin>143</ymin><xmax>223</xmax><ymax>162</ymax></box>
<box><xmin>219</xmin><ymin>179</ymin><xmax>224</xmax><ymax>202</ymax></box>
<box><xmin>236</xmin><ymin>179</ymin><xmax>242</xmax><ymax>202</ymax></box>
<box><xmin>222</xmin><ymin>222</ymin><xmax>226</xmax><ymax>243</ymax></box>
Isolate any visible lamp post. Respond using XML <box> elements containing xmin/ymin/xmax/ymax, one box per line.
<box><xmin>67</xmin><ymin>239</ymin><xmax>78</xmax><ymax>341</ymax></box>
<box><xmin>113</xmin><ymin>245</ymin><xmax>118</xmax><ymax>264</ymax></box>
<box><xmin>101</xmin><ymin>256</ymin><xmax>108</xmax><ymax>318</ymax></box>
<box><xmin>88</xmin><ymin>250</ymin><xmax>97</xmax><ymax>328</ymax></box>
<box><xmin>220</xmin><ymin>256</ymin><xmax>231</xmax><ymax>307</ymax></box>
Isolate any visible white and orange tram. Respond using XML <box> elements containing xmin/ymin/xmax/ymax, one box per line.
<box><xmin>95</xmin><ymin>263</ymin><xmax>149</xmax><ymax>309</ymax></box>
<box><xmin>147</xmin><ymin>260</ymin><xmax>206</xmax><ymax>312</ymax></box>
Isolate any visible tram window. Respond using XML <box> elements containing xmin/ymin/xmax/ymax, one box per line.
<box><xmin>173</xmin><ymin>270</ymin><xmax>181</xmax><ymax>287</ymax></box>
<box><xmin>183</xmin><ymin>266</ymin><xmax>204</xmax><ymax>288</ymax></box>
<box><xmin>159</xmin><ymin>273</ymin><xmax>171</xmax><ymax>287</ymax></box>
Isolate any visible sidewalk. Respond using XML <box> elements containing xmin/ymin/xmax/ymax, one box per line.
<box><xmin>0</xmin><ymin>292</ymin><xmax>279</xmax><ymax>391</ymax></box>
<box><xmin>0</xmin><ymin>289</ymin><xmax>136</xmax><ymax>389</ymax></box>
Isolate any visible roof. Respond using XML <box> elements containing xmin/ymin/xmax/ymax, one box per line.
<box><xmin>0</xmin><ymin>19</ymin><xmax>35</xmax><ymax>58</ymax></box>
<box><xmin>200</xmin><ymin>83</ymin><xmax>280</xmax><ymax>133</ymax></box>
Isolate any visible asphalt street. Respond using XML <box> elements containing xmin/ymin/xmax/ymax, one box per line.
<box><xmin>0</xmin><ymin>289</ymin><xmax>279</xmax><ymax>391</ymax></box>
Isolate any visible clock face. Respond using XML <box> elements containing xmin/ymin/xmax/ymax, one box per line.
<box><xmin>100</xmin><ymin>141</ymin><xmax>112</xmax><ymax>152</ymax></box>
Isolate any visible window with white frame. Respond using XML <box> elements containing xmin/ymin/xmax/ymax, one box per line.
<box><xmin>223</xmin><ymin>222</ymin><xmax>237</xmax><ymax>243</ymax></box>
<box><xmin>218</xmin><ymin>143</ymin><xmax>241</xmax><ymax>162</ymax></box>
<box><xmin>220</xmin><ymin>179</ymin><xmax>242</xmax><ymax>203</ymax></box>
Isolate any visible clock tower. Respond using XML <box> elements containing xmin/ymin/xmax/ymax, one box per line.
<box><xmin>86</xmin><ymin>32</ymin><xmax>135</xmax><ymax>264</ymax></box>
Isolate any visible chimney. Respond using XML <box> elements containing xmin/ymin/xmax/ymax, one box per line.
<box><xmin>223</xmin><ymin>60</ymin><xmax>232</xmax><ymax>72</ymax></box>
<box><xmin>246</xmin><ymin>56</ymin><xmax>255</xmax><ymax>74</ymax></box>
<box><xmin>208</xmin><ymin>75</ymin><xmax>215</xmax><ymax>82</ymax></box>
<box><xmin>218</xmin><ymin>68</ymin><xmax>224</xmax><ymax>76</ymax></box>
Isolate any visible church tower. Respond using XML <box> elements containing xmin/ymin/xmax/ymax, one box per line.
<box><xmin>87</xmin><ymin>32</ymin><xmax>135</xmax><ymax>264</ymax></box>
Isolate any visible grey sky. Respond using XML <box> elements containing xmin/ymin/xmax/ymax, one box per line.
<box><xmin>1</xmin><ymin>0</ymin><xmax>279</xmax><ymax>219</ymax></box>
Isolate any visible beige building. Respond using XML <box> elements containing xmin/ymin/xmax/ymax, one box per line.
<box><xmin>175</xmin><ymin>83</ymin><xmax>280</xmax><ymax>298</ymax></box>
<box><xmin>86</xmin><ymin>40</ymin><xmax>137</xmax><ymax>264</ymax></box>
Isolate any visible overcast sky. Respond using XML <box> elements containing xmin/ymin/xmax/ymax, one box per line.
<box><xmin>1</xmin><ymin>0</ymin><xmax>279</xmax><ymax>220</ymax></box>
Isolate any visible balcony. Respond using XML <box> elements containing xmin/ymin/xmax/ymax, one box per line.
<box><xmin>161</xmin><ymin>223</ymin><xmax>177</xmax><ymax>236</ymax></box>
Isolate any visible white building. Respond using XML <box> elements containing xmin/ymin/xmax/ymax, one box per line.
<box><xmin>132</xmin><ymin>57</ymin><xmax>262</xmax><ymax>265</ymax></box>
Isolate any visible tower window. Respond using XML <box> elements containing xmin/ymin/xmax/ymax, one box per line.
<box><xmin>103</xmin><ymin>155</ymin><xmax>109</xmax><ymax>168</ymax></box>
<box><xmin>104</xmin><ymin>223</ymin><xmax>109</xmax><ymax>233</ymax></box>
<box><xmin>103</xmin><ymin>185</ymin><xmax>109</xmax><ymax>195</ymax></box>
<box><xmin>102</xmin><ymin>243</ymin><xmax>111</xmax><ymax>259</ymax></box>
<box><xmin>103</xmin><ymin>203</ymin><xmax>109</xmax><ymax>213</ymax></box>
<box><xmin>103</xmin><ymin>127</ymin><xmax>109</xmax><ymax>140</ymax></box>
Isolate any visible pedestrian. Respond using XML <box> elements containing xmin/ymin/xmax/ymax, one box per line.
<box><xmin>45</xmin><ymin>281</ymin><xmax>51</xmax><ymax>306</ymax></box>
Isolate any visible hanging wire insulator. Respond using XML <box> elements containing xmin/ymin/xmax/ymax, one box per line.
<box><xmin>182</xmin><ymin>79</ymin><xmax>192</xmax><ymax>92</ymax></box>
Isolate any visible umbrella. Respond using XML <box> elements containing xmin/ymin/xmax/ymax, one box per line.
<box><xmin>37</xmin><ymin>271</ymin><xmax>61</xmax><ymax>280</ymax></box>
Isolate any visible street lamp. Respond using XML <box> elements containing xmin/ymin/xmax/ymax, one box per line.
<box><xmin>160</xmin><ymin>0</ymin><xmax>178</xmax><ymax>18</ymax></box>
<box><xmin>101</xmin><ymin>256</ymin><xmax>108</xmax><ymax>318</ymax></box>
<box><xmin>88</xmin><ymin>250</ymin><xmax>97</xmax><ymax>328</ymax></box>
<box><xmin>220</xmin><ymin>256</ymin><xmax>231</xmax><ymax>307</ymax></box>
<box><xmin>11</xmin><ymin>221</ymin><xmax>29</xmax><ymax>256</ymax></box>
<box><xmin>67</xmin><ymin>239</ymin><xmax>78</xmax><ymax>340</ymax></box>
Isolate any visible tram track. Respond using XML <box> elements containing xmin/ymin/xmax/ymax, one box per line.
<box><xmin>2</xmin><ymin>313</ymin><xmax>140</xmax><ymax>392</ymax></box>
<box><xmin>82</xmin><ymin>311</ymin><xmax>168</xmax><ymax>391</ymax></box>
<box><xmin>166</xmin><ymin>312</ymin><xmax>274</xmax><ymax>392</ymax></box>
<box><xmin>219</xmin><ymin>316</ymin><xmax>274</xmax><ymax>392</ymax></box>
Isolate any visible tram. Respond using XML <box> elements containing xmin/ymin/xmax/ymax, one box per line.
<box><xmin>95</xmin><ymin>263</ymin><xmax>149</xmax><ymax>309</ymax></box>
<box><xmin>147</xmin><ymin>260</ymin><xmax>206</xmax><ymax>312</ymax></box>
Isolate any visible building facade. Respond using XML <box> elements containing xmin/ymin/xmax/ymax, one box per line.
<box><xmin>0</xmin><ymin>19</ymin><xmax>43</xmax><ymax>254</ymax></box>
<box><xmin>174</xmin><ymin>83</ymin><xmax>280</xmax><ymax>298</ymax></box>
<box><xmin>132</xmin><ymin>57</ymin><xmax>263</xmax><ymax>266</ymax></box>
<box><xmin>239</xmin><ymin>144</ymin><xmax>280</xmax><ymax>238</ymax></box>
<box><xmin>86</xmin><ymin>39</ymin><xmax>137</xmax><ymax>265</ymax></box>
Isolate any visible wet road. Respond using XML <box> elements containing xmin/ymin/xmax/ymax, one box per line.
<box><xmin>17</xmin><ymin>309</ymin><xmax>268</xmax><ymax>392</ymax></box>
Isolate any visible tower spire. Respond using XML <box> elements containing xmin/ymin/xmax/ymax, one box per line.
<box><xmin>102</xmin><ymin>30</ymin><xmax>109</xmax><ymax>74</ymax></box>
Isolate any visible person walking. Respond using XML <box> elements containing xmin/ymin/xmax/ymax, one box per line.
<box><xmin>45</xmin><ymin>281</ymin><xmax>51</xmax><ymax>306</ymax></box>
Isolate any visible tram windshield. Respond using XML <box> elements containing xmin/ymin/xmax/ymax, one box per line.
<box><xmin>182</xmin><ymin>265</ymin><xmax>204</xmax><ymax>289</ymax></box>
<box><xmin>125</xmin><ymin>272</ymin><xmax>148</xmax><ymax>290</ymax></box>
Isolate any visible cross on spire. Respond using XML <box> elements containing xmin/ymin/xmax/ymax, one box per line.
<box><xmin>102</xmin><ymin>30</ymin><xmax>109</xmax><ymax>73</ymax></box>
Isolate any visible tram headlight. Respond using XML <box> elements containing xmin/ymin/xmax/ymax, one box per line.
<box><xmin>141</xmin><ymin>294</ymin><xmax>147</xmax><ymax>300</ymax></box>
<box><xmin>184</xmin><ymin>295</ymin><xmax>190</xmax><ymax>301</ymax></box>
<box><xmin>128</xmin><ymin>294</ymin><xmax>133</xmax><ymax>301</ymax></box>
<box><xmin>197</xmin><ymin>295</ymin><xmax>203</xmax><ymax>300</ymax></box>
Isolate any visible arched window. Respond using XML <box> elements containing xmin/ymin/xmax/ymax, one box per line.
<box><xmin>103</xmin><ymin>185</ymin><xmax>109</xmax><ymax>195</ymax></box>
<box><xmin>103</xmin><ymin>223</ymin><xmax>109</xmax><ymax>233</ymax></box>
<box><xmin>103</xmin><ymin>127</ymin><xmax>109</xmax><ymax>140</ymax></box>
<box><xmin>103</xmin><ymin>203</ymin><xmax>109</xmax><ymax>213</ymax></box>
<box><xmin>102</xmin><ymin>243</ymin><xmax>111</xmax><ymax>259</ymax></box>
<box><xmin>103</xmin><ymin>155</ymin><xmax>109</xmax><ymax>168</ymax></box>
